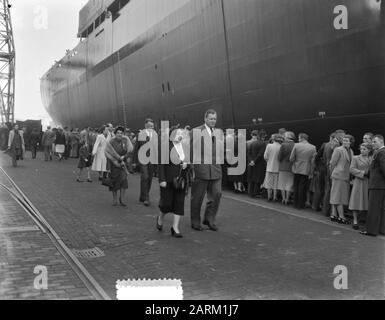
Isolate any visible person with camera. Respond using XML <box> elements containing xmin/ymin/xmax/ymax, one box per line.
<box><xmin>157</xmin><ymin>126</ymin><xmax>192</xmax><ymax>238</ymax></box>
<box><xmin>105</xmin><ymin>126</ymin><xmax>133</xmax><ymax>207</ymax></box>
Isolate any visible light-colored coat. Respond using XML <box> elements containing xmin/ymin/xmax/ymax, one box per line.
<box><xmin>92</xmin><ymin>134</ymin><xmax>108</xmax><ymax>172</ymax></box>
<box><xmin>264</xmin><ymin>142</ymin><xmax>281</xmax><ymax>173</ymax></box>
<box><xmin>8</xmin><ymin>130</ymin><xmax>25</xmax><ymax>152</ymax></box>
<box><xmin>349</xmin><ymin>155</ymin><xmax>371</xmax><ymax>211</ymax></box>
<box><xmin>289</xmin><ymin>141</ymin><xmax>316</xmax><ymax>176</ymax></box>
<box><xmin>330</xmin><ymin>146</ymin><xmax>354</xmax><ymax>181</ymax></box>
<box><xmin>41</xmin><ymin>130</ymin><xmax>56</xmax><ymax>146</ymax></box>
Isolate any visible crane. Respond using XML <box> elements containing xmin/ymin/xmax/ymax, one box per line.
<box><xmin>0</xmin><ymin>0</ymin><xmax>15</xmax><ymax>125</ymax></box>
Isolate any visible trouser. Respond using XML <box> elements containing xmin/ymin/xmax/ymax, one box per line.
<box><xmin>31</xmin><ymin>144</ymin><xmax>38</xmax><ymax>159</ymax></box>
<box><xmin>11</xmin><ymin>154</ymin><xmax>17</xmax><ymax>167</ymax></box>
<box><xmin>127</xmin><ymin>156</ymin><xmax>134</xmax><ymax>173</ymax></box>
<box><xmin>293</xmin><ymin>174</ymin><xmax>309</xmax><ymax>209</ymax></box>
<box><xmin>322</xmin><ymin>173</ymin><xmax>332</xmax><ymax>216</ymax></box>
<box><xmin>248</xmin><ymin>182</ymin><xmax>261</xmax><ymax>197</ymax></box>
<box><xmin>64</xmin><ymin>144</ymin><xmax>70</xmax><ymax>159</ymax></box>
<box><xmin>44</xmin><ymin>145</ymin><xmax>52</xmax><ymax>161</ymax></box>
<box><xmin>366</xmin><ymin>190</ymin><xmax>385</xmax><ymax>236</ymax></box>
<box><xmin>139</xmin><ymin>164</ymin><xmax>155</xmax><ymax>202</ymax></box>
<box><xmin>312</xmin><ymin>169</ymin><xmax>326</xmax><ymax>211</ymax></box>
<box><xmin>191</xmin><ymin>178</ymin><xmax>222</xmax><ymax>226</ymax></box>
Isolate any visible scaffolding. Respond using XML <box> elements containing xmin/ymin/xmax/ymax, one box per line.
<box><xmin>0</xmin><ymin>0</ymin><xmax>15</xmax><ymax>125</ymax></box>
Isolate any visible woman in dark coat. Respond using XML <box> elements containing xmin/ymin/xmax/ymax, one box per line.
<box><xmin>105</xmin><ymin>126</ymin><xmax>133</xmax><ymax>206</ymax></box>
<box><xmin>7</xmin><ymin>124</ymin><xmax>25</xmax><ymax>167</ymax></box>
<box><xmin>77</xmin><ymin>140</ymin><xmax>92</xmax><ymax>183</ymax></box>
<box><xmin>157</xmin><ymin>127</ymin><xmax>192</xmax><ymax>238</ymax></box>
<box><xmin>277</xmin><ymin>131</ymin><xmax>296</xmax><ymax>204</ymax></box>
<box><xmin>247</xmin><ymin>131</ymin><xmax>267</xmax><ymax>197</ymax></box>
<box><xmin>55</xmin><ymin>127</ymin><xmax>66</xmax><ymax>161</ymax></box>
<box><xmin>227</xmin><ymin>132</ymin><xmax>246</xmax><ymax>193</ymax></box>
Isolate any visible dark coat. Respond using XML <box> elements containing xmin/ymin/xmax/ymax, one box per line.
<box><xmin>55</xmin><ymin>132</ymin><xmax>66</xmax><ymax>145</ymax></box>
<box><xmin>29</xmin><ymin>131</ymin><xmax>41</xmax><ymax>145</ymax></box>
<box><xmin>369</xmin><ymin>147</ymin><xmax>385</xmax><ymax>190</ymax></box>
<box><xmin>159</xmin><ymin>142</ymin><xmax>193</xmax><ymax>191</ymax></box>
<box><xmin>227</xmin><ymin>135</ymin><xmax>246</xmax><ymax>183</ymax></box>
<box><xmin>247</xmin><ymin>139</ymin><xmax>266</xmax><ymax>183</ymax></box>
<box><xmin>278</xmin><ymin>140</ymin><xmax>295</xmax><ymax>172</ymax></box>
<box><xmin>41</xmin><ymin>130</ymin><xmax>56</xmax><ymax>146</ymax></box>
<box><xmin>191</xmin><ymin>125</ymin><xmax>222</xmax><ymax>180</ymax></box>
<box><xmin>78</xmin><ymin>144</ymin><xmax>92</xmax><ymax>169</ymax></box>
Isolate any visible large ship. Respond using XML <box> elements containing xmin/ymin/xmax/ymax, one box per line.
<box><xmin>41</xmin><ymin>0</ymin><xmax>385</xmax><ymax>145</ymax></box>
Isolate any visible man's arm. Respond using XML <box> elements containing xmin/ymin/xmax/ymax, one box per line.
<box><xmin>289</xmin><ymin>145</ymin><xmax>296</xmax><ymax>163</ymax></box>
<box><xmin>379</xmin><ymin>151</ymin><xmax>385</xmax><ymax>180</ymax></box>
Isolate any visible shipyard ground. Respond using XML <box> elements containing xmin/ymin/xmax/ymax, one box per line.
<box><xmin>0</xmin><ymin>152</ymin><xmax>384</xmax><ymax>300</ymax></box>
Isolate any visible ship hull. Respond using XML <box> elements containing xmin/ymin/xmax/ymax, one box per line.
<box><xmin>41</xmin><ymin>0</ymin><xmax>385</xmax><ymax>146</ymax></box>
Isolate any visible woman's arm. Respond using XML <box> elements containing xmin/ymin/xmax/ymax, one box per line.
<box><xmin>92</xmin><ymin>135</ymin><xmax>101</xmax><ymax>155</ymax></box>
<box><xmin>263</xmin><ymin>145</ymin><xmax>270</xmax><ymax>162</ymax></box>
<box><xmin>329</xmin><ymin>148</ymin><xmax>341</xmax><ymax>173</ymax></box>
<box><xmin>7</xmin><ymin>131</ymin><xmax>13</xmax><ymax>148</ymax></box>
<box><xmin>289</xmin><ymin>145</ymin><xmax>296</xmax><ymax>163</ymax></box>
<box><xmin>350</xmin><ymin>157</ymin><xmax>364</xmax><ymax>179</ymax></box>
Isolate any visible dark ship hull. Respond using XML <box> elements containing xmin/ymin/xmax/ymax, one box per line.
<box><xmin>41</xmin><ymin>0</ymin><xmax>385</xmax><ymax>146</ymax></box>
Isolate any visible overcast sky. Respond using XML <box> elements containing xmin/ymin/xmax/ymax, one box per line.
<box><xmin>12</xmin><ymin>0</ymin><xmax>88</xmax><ymax>122</ymax></box>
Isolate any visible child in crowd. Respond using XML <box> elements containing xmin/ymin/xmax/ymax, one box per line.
<box><xmin>77</xmin><ymin>140</ymin><xmax>92</xmax><ymax>183</ymax></box>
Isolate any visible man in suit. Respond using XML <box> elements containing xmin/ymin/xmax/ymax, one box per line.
<box><xmin>361</xmin><ymin>135</ymin><xmax>385</xmax><ymax>236</ymax></box>
<box><xmin>190</xmin><ymin>109</ymin><xmax>223</xmax><ymax>231</ymax></box>
<box><xmin>63</xmin><ymin>126</ymin><xmax>70</xmax><ymax>160</ymax></box>
<box><xmin>7</xmin><ymin>124</ymin><xmax>25</xmax><ymax>167</ymax></box>
<box><xmin>289</xmin><ymin>133</ymin><xmax>317</xmax><ymax>209</ymax></box>
<box><xmin>247</xmin><ymin>130</ymin><xmax>267</xmax><ymax>198</ymax></box>
<box><xmin>135</xmin><ymin>119</ymin><xmax>156</xmax><ymax>207</ymax></box>
<box><xmin>321</xmin><ymin>132</ymin><xmax>340</xmax><ymax>216</ymax></box>
<box><xmin>29</xmin><ymin>128</ymin><xmax>41</xmax><ymax>159</ymax></box>
<box><xmin>41</xmin><ymin>126</ymin><xmax>56</xmax><ymax>161</ymax></box>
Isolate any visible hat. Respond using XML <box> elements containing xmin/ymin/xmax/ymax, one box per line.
<box><xmin>285</xmin><ymin>131</ymin><xmax>296</xmax><ymax>141</ymax></box>
<box><xmin>273</xmin><ymin>134</ymin><xmax>285</xmax><ymax>143</ymax></box>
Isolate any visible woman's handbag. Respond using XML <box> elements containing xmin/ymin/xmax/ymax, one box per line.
<box><xmin>102</xmin><ymin>173</ymin><xmax>113</xmax><ymax>188</ymax></box>
<box><xmin>173</xmin><ymin>167</ymin><xmax>187</xmax><ymax>191</ymax></box>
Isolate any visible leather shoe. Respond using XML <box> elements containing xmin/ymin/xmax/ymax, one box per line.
<box><xmin>171</xmin><ymin>227</ymin><xmax>183</xmax><ymax>238</ymax></box>
<box><xmin>156</xmin><ymin>216</ymin><xmax>163</xmax><ymax>231</ymax></box>
<box><xmin>144</xmin><ymin>200</ymin><xmax>150</xmax><ymax>207</ymax></box>
<box><xmin>203</xmin><ymin>221</ymin><xmax>218</xmax><ymax>231</ymax></box>
<box><xmin>360</xmin><ymin>231</ymin><xmax>376</xmax><ymax>237</ymax></box>
<box><xmin>191</xmin><ymin>225</ymin><xmax>203</xmax><ymax>231</ymax></box>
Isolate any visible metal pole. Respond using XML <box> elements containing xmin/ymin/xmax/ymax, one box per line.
<box><xmin>0</xmin><ymin>0</ymin><xmax>15</xmax><ymax>124</ymax></box>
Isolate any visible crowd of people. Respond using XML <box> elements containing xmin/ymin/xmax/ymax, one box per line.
<box><xmin>3</xmin><ymin>110</ymin><xmax>385</xmax><ymax>238</ymax></box>
<box><xmin>228</xmin><ymin>129</ymin><xmax>384</xmax><ymax>237</ymax></box>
